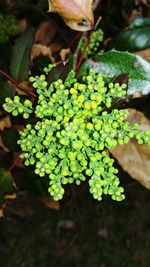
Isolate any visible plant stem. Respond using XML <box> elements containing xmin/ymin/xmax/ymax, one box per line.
<box><xmin>75</xmin><ymin>16</ymin><xmax>101</xmax><ymax>73</ymax></box>
<box><xmin>7</xmin><ymin>157</ymin><xmax>20</xmax><ymax>173</ymax></box>
<box><xmin>0</xmin><ymin>70</ymin><xmax>37</xmax><ymax>98</ymax></box>
<box><xmin>75</xmin><ymin>30</ymin><xmax>94</xmax><ymax>74</ymax></box>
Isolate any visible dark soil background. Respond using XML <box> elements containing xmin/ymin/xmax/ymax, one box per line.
<box><xmin>0</xmin><ymin>182</ymin><xmax>150</xmax><ymax>267</ymax></box>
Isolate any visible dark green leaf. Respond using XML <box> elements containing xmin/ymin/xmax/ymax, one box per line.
<box><xmin>0</xmin><ymin>168</ymin><xmax>15</xmax><ymax>205</ymax></box>
<box><xmin>109</xmin><ymin>17</ymin><xmax>150</xmax><ymax>51</ymax></box>
<box><xmin>0</xmin><ymin>80</ymin><xmax>15</xmax><ymax>106</ymax></box>
<box><xmin>10</xmin><ymin>28</ymin><xmax>35</xmax><ymax>82</ymax></box>
<box><xmin>1</xmin><ymin>127</ymin><xmax>20</xmax><ymax>152</ymax></box>
<box><xmin>0</xmin><ymin>43</ymin><xmax>12</xmax><ymax>79</ymax></box>
<box><xmin>32</xmin><ymin>55</ymin><xmax>51</xmax><ymax>75</ymax></box>
<box><xmin>89</xmin><ymin>50</ymin><xmax>150</xmax><ymax>95</ymax></box>
<box><xmin>47</xmin><ymin>63</ymin><xmax>69</xmax><ymax>84</ymax></box>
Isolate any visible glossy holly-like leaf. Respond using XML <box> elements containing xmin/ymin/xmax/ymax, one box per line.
<box><xmin>10</xmin><ymin>28</ymin><xmax>35</xmax><ymax>82</ymax></box>
<box><xmin>48</xmin><ymin>0</ymin><xmax>94</xmax><ymax>31</ymax></box>
<box><xmin>87</xmin><ymin>50</ymin><xmax>150</xmax><ymax>95</ymax></box>
<box><xmin>109</xmin><ymin>17</ymin><xmax>150</xmax><ymax>51</ymax></box>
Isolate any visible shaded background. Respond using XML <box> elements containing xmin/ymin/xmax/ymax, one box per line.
<box><xmin>0</xmin><ymin>181</ymin><xmax>150</xmax><ymax>267</ymax></box>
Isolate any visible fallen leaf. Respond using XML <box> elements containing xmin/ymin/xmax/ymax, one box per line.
<box><xmin>35</xmin><ymin>21</ymin><xmax>56</xmax><ymax>45</ymax></box>
<box><xmin>31</xmin><ymin>43</ymin><xmax>61</xmax><ymax>62</ymax></box>
<box><xmin>0</xmin><ymin>116</ymin><xmax>11</xmax><ymax>152</ymax></box>
<box><xmin>0</xmin><ymin>193</ymin><xmax>17</xmax><ymax>218</ymax></box>
<box><xmin>39</xmin><ymin>196</ymin><xmax>60</xmax><ymax>210</ymax></box>
<box><xmin>0</xmin><ymin>209</ymin><xmax>4</xmax><ymax>218</ymax></box>
<box><xmin>60</xmin><ymin>48</ymin><xmax>70</xmax><ymax>61</ymax></box>
<box><xmin>31</xmin><ymin>44</ymin><xmax>54</xmax><ymax>62</ymax></box>
<box><xmin>135</xmin><ymin>49</ymin><xmax>150</xmax><ymax>61</ymax></box>
<box><xmin>0</xmin><ymin>169</ymin><xmax>16</xmax><ymax>217</ymax></box>
<box><xmin>111</xmin><ymin>109</ymin><xmax>150</xmax><ymax>189</ymax></box>
<box><xmin>0</xmin><ymin>116</ymin><xmax>11</xmax><ymax>131</ymax></box>
<box><xmin>4</xmin><ymin>193</ymin><xmax>17</xmax><ymax>201</ymax></box>
<box><xmin>18</xmin><ymin>19</ymin><xmax>27</xmax><ymax>34</ymax></box>
<box><xmin>48</xmin><ymin>0</ymin><xmax>94</xmax><ymax>31</ymax></box>
<box><xmin>50</xmin><ymin>42</ymin><xmax>62</xmax><ymax>56</ymax></box>
<box><xmin>127</xmin><ymin>109</ymin><xmax>150</xmax><ymax>130</ymax></box>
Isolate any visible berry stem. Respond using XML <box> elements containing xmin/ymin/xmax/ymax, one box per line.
<box><xmin>75</xmin><ymin>30</ymin><xmax>94</xmax><ymax>74</ymax></box>
<box><xmin>0</xmin><ymin>69</ymin><xmax>37</xmax><ymax>98</ymax></box>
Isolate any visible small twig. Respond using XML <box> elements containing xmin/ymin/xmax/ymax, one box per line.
<box><xmin>7</xmin><ymin>157</ymin><xmax>20</xmax><ymax>173</ymax></box>
<box><xmin>95</xmin><ymin>16</ymin><xmax>101</xmax><ymax>29</ymax></box>
<box><xmin>93</xmin><ymin>0</ymin><xmax>102</xmax><ymax>10</ymax></box>
<box><xmin>73</xmin><ymin>47</ymin><xmax>80</xmax><ymax>70</ymax></box>
<box><xmin>75</xmin><ymin>16</ymin><xmax>101</xmax><ymax>73</ymax></box>
<box><xmin>0</xmin><ymin>70</ymin><xmax>37</xmax><ymax>98</ymax></box>
<box><xmin>75</xmin><ymin>30</ymin><xmax>94</xmax><ymax>74</ymax></box>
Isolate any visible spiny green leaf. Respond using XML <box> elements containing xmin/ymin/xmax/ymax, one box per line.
<box><xmin>88</xmin><ymin>50</ymin><xmax>150</xmax><ymax>95</ymax></box>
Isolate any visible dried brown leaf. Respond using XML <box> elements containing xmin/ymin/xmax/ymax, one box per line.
<box><xmin>0</xmin><ymin>209</ymin><xmax>3</xmax><ymax>218</ymax></box>
<box><xmin>111</xmin><ymin>109</ymin><xmax>150</xmax><ymax>189</ymax></box>
<box><xmin>0</xmin><ymin>116</ymin><xmax>11</xmax><ymax>131</ymax></box>
<box><xmin>0</xmin><ymin>193</ymin><xmax>17</xmax><ymax>218</ymax></box>
<box><xmin>31</xmin><ymin>43</ymin><xmax>62</xmax><ymax>62</ymax></box>
<box><xmin>48</xmin><ymin>0</ymin><xmax>94</xmax><ymax>31</ymax></box>
<box><xmin>31</xmin><ymin>44</ymin><xmax>54</xmax><ymax>62</ymax></box>
<box><xmin>60</xmin><ymin>48</ymin><xmax>70</xmax><ymax>61</ymax></box>
<box><xmin>18</xmin><ymin>19</ymin><xmax>27</xmax><ymax>34</ymax></box>
<box><xmin>35</xmin><ymin>21</ymin><xmax>56</xmax><ymax>45</ymax></box>
<box><xmin>0</xmin><ymin>116</ymin><xmax>11</xmax><ymax>152</ymax></box>
<box><xmin>39</xmin><ymin>197</ymin><xmax>60</xmax><ymax>210</ymax></box>
<box><xmin>134</xmin><ymin>49</ymin><xmax>150</xmax><ymax>61</ymax></box>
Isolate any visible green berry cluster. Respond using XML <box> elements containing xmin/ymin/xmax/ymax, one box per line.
<box><xmin>78</xmin><ymin>29</ymin><xmax>104</xmax><ymax>59</ymax></box>
<box><xmin>0</xmin><ymin>13</ymin><xmax>18</xmax><ymax>43</ymax></box>
<box><xmin>3</xmin><ymin>96</ymin><xmax>33</xmax><ymax>119</ymax></box>
<box><xmin>88</xmin><ymin>151</ymin><xmax>124</xmax><ymax>201</ymax></box>
<box><xmin>43</xmin><ymin>64</ymin><xmax>56</xmax><ymax>74</ymax></box>
<box><xmin>3</xmin><ymin>67</ymin><xmax>150</xmax><ymax>201</ymax></box>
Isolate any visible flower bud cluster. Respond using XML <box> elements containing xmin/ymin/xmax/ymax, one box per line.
<box><xmin>3</xmin><ymin>68</ymin><xmax>150</xmax><ymax>201</ymax></box>
<box><xmin>0</xmin><ymin>13</ymin><xmax>18</xmax><ymax>43</ymax></box>
<box><xmin>3</xmin><ymin>96</ymin><xmax>33</xmax><ymax>119</ymax></box>
<box><xmin>78</xmin><ymin>29</ymin><xmax>104</xmax><ymax>59</ymax></box>
<box><xmin>88</xmin><ymin>151</ymin><xmax>124</xmax><ymax>201</ymax></box>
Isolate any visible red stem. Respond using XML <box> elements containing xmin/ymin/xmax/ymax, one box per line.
<box><xmin>0</xmin><ymin>70</ymin><xmax>37</xmax><ymax>98</ymax></box>
<box><xmin>75</xmin><ymin>30</ymin><xmax>94</xmax><ymax>74</ymax></box>
<box><xmin>7</xmin><ymin>157</ymin><xmax>20</xmax><ymax>173</ymax></box>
